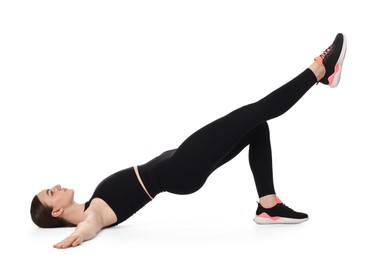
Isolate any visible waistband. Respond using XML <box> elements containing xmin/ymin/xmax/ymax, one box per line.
<box><xmin>135</xmin><ymin>163</ymin><xmax>163</xmax><ymax>198</ymax></box>
<box><xmin>133</xmin><ymin>166</ymin><xmax>153</xmax><ymax>200</ymax></box>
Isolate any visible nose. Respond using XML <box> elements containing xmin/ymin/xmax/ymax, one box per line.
<box><xmin>53</xmin><ymin>184</ymin><xmax>61</xmax><ymax>191</ymax></box>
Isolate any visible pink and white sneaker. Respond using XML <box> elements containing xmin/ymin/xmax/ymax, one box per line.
<box><xmin>254</xmin><ymin>197</ymin><xmax>308</xmax><ymax>224</ymax></box>
<box><xmin>314</xmin><ymin>33</ymin><xmax>347</xmax><ymax>88</ymax></box>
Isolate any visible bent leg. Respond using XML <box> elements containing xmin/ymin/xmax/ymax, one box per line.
<box><xmin>160</xmin><ymin>69</ymin><xmax>317</xmax><ymax>194</ymax></box>
<box><xmin>214</xmin><ymin>122</ymin><xmax>276</xmax><ymax>197</ymax></box>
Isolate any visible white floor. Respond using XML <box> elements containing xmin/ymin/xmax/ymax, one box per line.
<box><xmin>1</xmin><ymin>1</ymin><xmax>378</xmax><ymax>259</ymax></box>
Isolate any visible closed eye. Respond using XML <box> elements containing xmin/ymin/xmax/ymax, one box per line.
<box><xmin>47</xmin><ymin>189</ymin><xmax>54</xmax><ymax>196</ymax></box>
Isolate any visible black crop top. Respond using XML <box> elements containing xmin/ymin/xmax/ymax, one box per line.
<box><xmin>84</xmin><ymin>149</ymin><xmax>176</xmax><ymax>226</ymax></box>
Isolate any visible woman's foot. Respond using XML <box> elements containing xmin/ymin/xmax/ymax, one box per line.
<box><xmin>311</xmin><ymin>33</ymin><xmax>347</xmax><ymax>87</ymax></box>
<box><xmin>254</xmin><ymin>196</ymin><xmax>308</xmax><ymax>224</ymax></box>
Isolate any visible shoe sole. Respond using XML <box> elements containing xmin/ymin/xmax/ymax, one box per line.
<box><xmin>329</xmin><ymin>33</ymin><xmax>347</xmax><ymax>88</ymax></box>
<box><xmin>254</xmin><ymin>216</ymin><xmax>309</xmax><ymax>225</ymax></box>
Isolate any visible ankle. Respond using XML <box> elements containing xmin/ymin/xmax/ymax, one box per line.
<box><xmin>309</xmin><ymin>61</ymin><xmax>325</xmax><ymax>82</ymax></box>
<box><xmin>259</xmin><ymin>194</ymin><xmax>278</xmax><ymax>208</ymax></box>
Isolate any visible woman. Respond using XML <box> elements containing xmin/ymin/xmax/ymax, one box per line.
<box><xmin>31</xmin><ymin>33</ymin><xmax>347</xmax><ymax>249</ymax></box>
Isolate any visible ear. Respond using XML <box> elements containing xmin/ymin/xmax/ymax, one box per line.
<box><xmin>51</xmin><ymin>208</ymin><xmax>64</xmax><ymax>218</ymax></box>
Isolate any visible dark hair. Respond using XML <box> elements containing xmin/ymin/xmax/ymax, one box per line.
<box><xmin>30</xmin><ymin>195</ymin><xmax>76</xmax><ymax>228</ymax></box>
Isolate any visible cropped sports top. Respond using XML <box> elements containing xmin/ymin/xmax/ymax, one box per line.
<box><xmin>84</xmin><ymin>149</ymin><xmax>176</xmax><ymax>226</ymax></box>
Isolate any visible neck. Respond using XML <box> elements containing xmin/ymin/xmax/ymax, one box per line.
<box><xmin>62</xmin><ymin>202</ymin><xmax>86</xmax><ymax>225</ymax></box>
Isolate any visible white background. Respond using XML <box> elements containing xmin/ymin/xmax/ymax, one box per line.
<box><xmin>1</xmin><ymin>0</ymin><xmax>378</xmax><ymax>259</ymax></box>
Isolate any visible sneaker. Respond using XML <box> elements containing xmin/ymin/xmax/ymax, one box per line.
<box><xmin>253</xmin><ymin>197</ymin><xmax>308</xmax><ymax>224</ymax></box>
<box><xmin>314</xmin><ymin>33</ymin><xmax>347</xmax><ymax>88</ymax></box>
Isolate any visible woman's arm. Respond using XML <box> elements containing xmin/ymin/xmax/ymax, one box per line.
<box><xmin>53</xmin><ymin>213</ymin><xmax>103</xmax><ymax>249</ymax></box>
<box><xmin>53</xmin><ymin>198</ymin><xmax>117</xmax><ymax>249</ymax></box>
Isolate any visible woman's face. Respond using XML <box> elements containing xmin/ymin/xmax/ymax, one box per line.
<box><xmin>37</xmin><ymin>184</ymin><xmax>75</xmax><ymax>212</ymax></box>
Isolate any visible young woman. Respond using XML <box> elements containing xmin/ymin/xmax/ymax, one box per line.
<box><xmin>31</xmin><ymin>33</ymin><xmax>347</xmax><ymax>249</ymax></box>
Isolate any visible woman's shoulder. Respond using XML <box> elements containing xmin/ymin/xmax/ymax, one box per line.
<box><xmin>85</xmin><ymin>198</ymin><xmax>118</xmax><ymax>227</ymax></box>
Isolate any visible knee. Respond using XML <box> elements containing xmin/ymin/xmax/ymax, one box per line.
<box><xmin>254</xmin><ymin>121</ymin><xmax>270</xmax><ymax>136</ymax></box>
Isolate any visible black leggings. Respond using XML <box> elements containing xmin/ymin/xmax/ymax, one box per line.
<box><xmin>159</xmin><ymin>69</ymin><xmax>317</xmax><ymax>197</ymax></box>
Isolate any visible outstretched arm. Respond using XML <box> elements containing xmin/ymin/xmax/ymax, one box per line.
<box><xmin>53</xmin><ymin>198</ymin><xmax>117</xmax><ymax>249</ymax></box>
<box><xmin>53</xmin><ymin>213</ymin><xmax>103</xmax><ymax>249</ymax></box>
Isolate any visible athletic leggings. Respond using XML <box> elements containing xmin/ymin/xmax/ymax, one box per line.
<box><xmin>158</xmin><ymin>69</ymin><xmax>317</xmax><ymax>197</ymax></box>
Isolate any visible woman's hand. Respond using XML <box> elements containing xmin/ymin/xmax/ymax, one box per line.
<box><xmin>53</xmin><ymin>233</ymin><xmax>83</xmax><ymax>249</ymax></box>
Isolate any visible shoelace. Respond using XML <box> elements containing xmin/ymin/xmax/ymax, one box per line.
<box><xmin>320</xmin><ymin>45</ymin><xmax>334</xmax><ymax>60</ymax></box>
<box><xmin>279</xmin><ymin>202</ymin><xmax>294</xmax><ymax>212</ymax></box>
